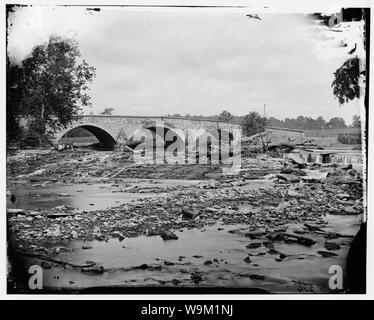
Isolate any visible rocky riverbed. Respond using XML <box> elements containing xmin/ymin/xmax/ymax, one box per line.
<box><xmin>6</xmin><ymin>148</ymin><xmax>365</xmax><ymax>293</ymax></box>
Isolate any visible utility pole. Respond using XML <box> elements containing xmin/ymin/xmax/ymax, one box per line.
<box><xmin>263</xmin><ymin>104</ymin><xmax>266</xmax><ymax>118</ymax></box>
<box><xmin>264</xmin><ymin>104</ymin><xmax>267</xmax><ymax>128</ymax></box>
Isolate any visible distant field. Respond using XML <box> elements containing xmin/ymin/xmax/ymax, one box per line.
<box><xmin>304</xmin><ymin>128</ymin><xmax>361</xmax><ymax>138</ymax></box>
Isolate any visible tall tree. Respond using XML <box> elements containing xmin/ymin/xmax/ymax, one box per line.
<box><xmin>6</xmin><ymin>57</ymin><xmax>24</xmax><ymax>141</ymax></box>
<box><xmin>315</xmin><ymin>116</ymin><xmax>326</xmax><ymax>129</ymax></box>
<box><xmin>218</xmin><ymin>110</ymin><xmax>234</xmax><ymax>122</ymax></box>
<box><xmin>351</xmin><ymin>115</ymin><xmax>361</xmax><ymax>128</ymax></box>
<box><xmin>13</xmin><ymin>36</ymin><xmax>96</xmax><ymax>140</ymax></box>
<box><xmin>242</xmin><ymin>111</ymin><xmax>267</xmax><ymax>136</ymax></box>
<box><xmin>331</xmin><ymin>57</ymin><xmax>360</xmax><ymax>105</ymax></box>
<box><xmin>326</xmin><ymin>117</ymin><xmax>347</xmax><ymax>129</ymax></box>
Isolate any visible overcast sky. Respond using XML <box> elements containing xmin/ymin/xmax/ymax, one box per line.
<box><xmin>7</xmin><ymin>6</ymin><xmax>363</xmax><ymax>124</ymax></box>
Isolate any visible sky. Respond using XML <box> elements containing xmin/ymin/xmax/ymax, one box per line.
<box><xmin>7</xmin><ymin>6</ymin><xmax>364</xmax><ymax>124</ymax></box>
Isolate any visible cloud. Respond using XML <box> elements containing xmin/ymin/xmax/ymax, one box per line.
<box><xmin>7</xmin><ymin>7</ymin><xmax>363</xmax><ymax>122</ymax></box>
<box><xmin>7</xmin><ymin>6</ymin><xmax>101</xmax><ymax>64</ymax></box>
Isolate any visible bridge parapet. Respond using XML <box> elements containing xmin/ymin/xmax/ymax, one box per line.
<box><xmin>52</xmin><ymin>115</ymin><xmax>242</xmax><ymax>148</ymax></box>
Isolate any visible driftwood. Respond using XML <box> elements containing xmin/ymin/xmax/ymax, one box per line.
<box><xmin>123</xmin><ymin>145</ymin><xmax>135</xmax><ymax>153</ymax></box>
<box><xmin>242</xmin><ymin>132</ymin><xmax>269</xmax><ymax>143</ymax></box>
<box><xmin>111</xmin><ymin>162</ymin><xmax>143</xmax><ymax>178</ymax></box>
<box><xmin>267</xmin><ymin>142</ymin><xmax>295</xmax><ymax>152</ymax></box>
<box><xmin>278</xmin><ymin>232</ymin><xmax>316</xmax><ymax>246</ymax></box>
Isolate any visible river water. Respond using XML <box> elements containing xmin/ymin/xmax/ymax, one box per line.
<box><xmin>8</xmin><ymin>177</ymin><xmax>362</xmax><ymax>293</ymax></box>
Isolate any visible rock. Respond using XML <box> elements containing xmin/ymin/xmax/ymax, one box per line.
<box><xmin>160</xmin><ymin>230</ymin><xmax>178</xmax><ymax>240</ymax></box>
<box><xmin>304</xmin><ymin>223</ymin><xmax>324</xmax><ymax>232</ymax></box>
<box><xmin>191</xmin><ymin>272</ymin><xmax>203</xmax><ymax>284</ymax></box>
<box><xmin>203</xmin><ymin>260</ymin><xmax>213</xmax><ymax>265</ymax></box>
<box><xmin>28</xmin><ymin>211</ymin><xmax>41</xmax><ymax>216</ymax></box>
<box><xmin>287</xmin><ymin>154</ymin><xmax>307</xmax><ymax>168</ymax></box>
<box><xmin>41</xmin><ymin>261</ymin><xmax>53</xmax><ymax>269</ymax></box>
<box><xmin>82</xmin><ymin>245</ymin><xmax>93</xmax><ymax>250</ymax></box>
<box><xmin>7</xmin><ymin>208</ymin><xmax>25</xmax><ymax>215</ymax></box>
<box><xmin>181</xmin><ymin>207</ymin><xmax>201</xmax><ymax>220</ymax></box>
<box><xmin>246</xmin><ymin>242</ymin><xmax>262</xmax><ymax>249</ymax></box>
<box><xmin>55</xmin><ymin>246</ymin><xmax>70</xmax><ymax>254</ymax></box>
<box><xmin>343</xmin><ymin>206</ymin><xmax>357</xmax><ymax>215</ymax></box>
<box><xmin>245</xmin><ymin>231</ymin><xmax>266</xmax><ymax>239</ymax></box>
<box><xmin>287</xmin><ymin>190</ymin><xmax>301</xmax><ymax>197</ymax></box>
<box><xmin>81</xmin><ymin>263</ymin><xmax>105</xmax><ymax>274</ymax></box>
<box><xmin>281</xmin><ymin>166</ymin><xmax>295</xmax><ymax>174</ymax></box>
<box><xmin>336</xmin><ymin>193</ymin><xmax>350</xmax><ymax>199</ymax></box>
<box><xmin>317</xmin><ymin>250</ymin><xmax>339</xmax><ymax>258</ymax></box>
<box><xmin>47</xmin><ymin>213</ymin><xmax>72</xmax><ymax>219</ymax></box>
<box><xmin>71</xmin><ymin>230</ymin><xmax>79</xmax><ymax>238</ymax></box>
<box><xmin>297</xmin><ymin>237</ymin><xmax>316</xmax><ymax>246</ymax></box>
<box><xmin>276</xmin><ymin>174</ymin><xmax>300</xmax><ymax>183</ymax></box>
<box><xmin>324</xmin><ymin>242</ymin><xmax>341</xmax><ymax>251</ymax></box>
<box><xmin>243</xmin><ymin>256</ymin><xmax>252</xmax><ymax>263</ymax></box>
<box><xmin>171</xmin><ymin>279</ymin><xmax>182</xmax><ymax>285</ymax></box>
<box><xmin>45</xmin><ymin>226</ymin><xmax>61</xmax><ymax>237</ymax></box>
<box><xmin>248</xmin><ymin>274</ymin><xmax>265</xmax><ymax>280</ymax></box>
<box><xmin>112</xmin><ymin>231</ymin><xmax>125</xmax><ymax>240</ymax></box>
<box><xmin>294</xmin><ymin>229</ymin><xmax>307</xmax><ymax>234</ymax></box>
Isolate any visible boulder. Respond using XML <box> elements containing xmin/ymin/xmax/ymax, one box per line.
<box><xmin>181</xmin><ymin>207</ymin><xmax>201</xmax><ymax>220</ymax></box>
<box><xmin>160</xmin><ymin>230</ymin><xmax>178</xmax><ymax>240</ymax></box>
<box><xmin>7</xmin><ymin>208</ymin><xmax>25</xmax><ymax>215</ymax></box>
<box><xmin>276</xmin><ymin>174</ymin><xmax>300</xmax><ymax>183</ymax></box>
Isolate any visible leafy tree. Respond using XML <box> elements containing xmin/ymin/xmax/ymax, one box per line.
<box><xmin>218</xmin><ymin>110</ymin><xmax>234</xmax><ymax>122</ymax></box>
<box><xmin>326</xmin><ymin>117</ymin><xmax>347</xmax><ymax>129</ymax></box>
<box><xmin>332</xmin><ymin>57</ymin><xmax>360</xmax><ymax>104</ymax></box>
<box><xmin>100</xmin><ymin>107</ymin><xmax>115</xmax><ymax>115</ymax></box>
<box><xmin>6</xmin><ymin>57</ymin><xmax>24</xmax><ymax>142</ymax></box>
<box><xmin>267</xmin><ymin>116</ymin><xmax>284</xmax><ymax>127</ymax></box>
<box><xmin>11</xmin><ymin>36</ymin><xmax>96</xmax><ymax>140</ymax></box>
<box><xmin>315</xmin><ymin>116</ymin><xmax>326</xmax><ymax>129</ymax></box>
<box><xmin>242</xmin><ymin>111</ymin><xmax>267</xmax><ymax>136</ymax></box>
<box><xmin>351</xmin><ymin>115</ymin><xmax>361</xmax><ymax>128</ymax></box>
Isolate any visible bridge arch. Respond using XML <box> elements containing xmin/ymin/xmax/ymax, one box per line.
<box><xmin>57</xmin><ymin>124</ymin><xmax>117</xmax><ymax>149</ymax></box>
<box><xmin>145</xmin><ymin>126</ymin><xmax>185</xmax><ymax>147</ymax></box>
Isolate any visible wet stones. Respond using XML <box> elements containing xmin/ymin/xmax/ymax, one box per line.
<box><xmin>248</xmin><ymin>274</ymin><xmax>265</xmax><ymax>280</ymax></box>
<box><xmin>191</xmin><ymin>272</ymin><xmax>203</xmax><ymax>284</ymax></box>
<box><xmin>276</xmin><ymin>174</ymin><xmax>300</xmax><ymax>183</ymax></box>
<box><xmin>7</xmin><ymin>208</ymin><xmax>25</xmax><ymax>215</ymax></box>
<box><xmin>44</xmin><ymin>226</ymin><xmax>61</xmax><ymax>237</ymax></box>
<box><xmin>246</xmin><ymin>242</ymin><xmax>262</xmax><ymax>249</ymax></box>
<box><xmin>160</xmin><ymin>230</ymin><xmax>178</xmax><ymax>240</ymax></box>
<box><xmin>181</xmin><ymin>207</ymin><xmax>201</xmax><ymax>220</ymax></box>
<box><xmin>324</xmin><ymin>242</ymin><xmax>341</xmax><ymax>251</ymax></box>
<box><xmin>287</xmin><ymin>154</ymin><xmax>307</xmax><ymax>169</ymax></box>
<box><xmin>81</xmin><ymin>263</ymin><xmax>105</xmax><ymax>274</ymax></box>
<box><xmin>245</xmin><ymin>231</ymin><xmax>266</xmax><ymax>239</ymax></box>
<box><xmin>317</xmin><ymin>251</ymin><xmax>339</xmax><ymax>258</ymax></box>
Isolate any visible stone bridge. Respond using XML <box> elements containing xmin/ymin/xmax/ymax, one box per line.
<box><xmin>53</xmin><ymin>115</ymin><xmax>242</xmax><ymax>148</ymax></box>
